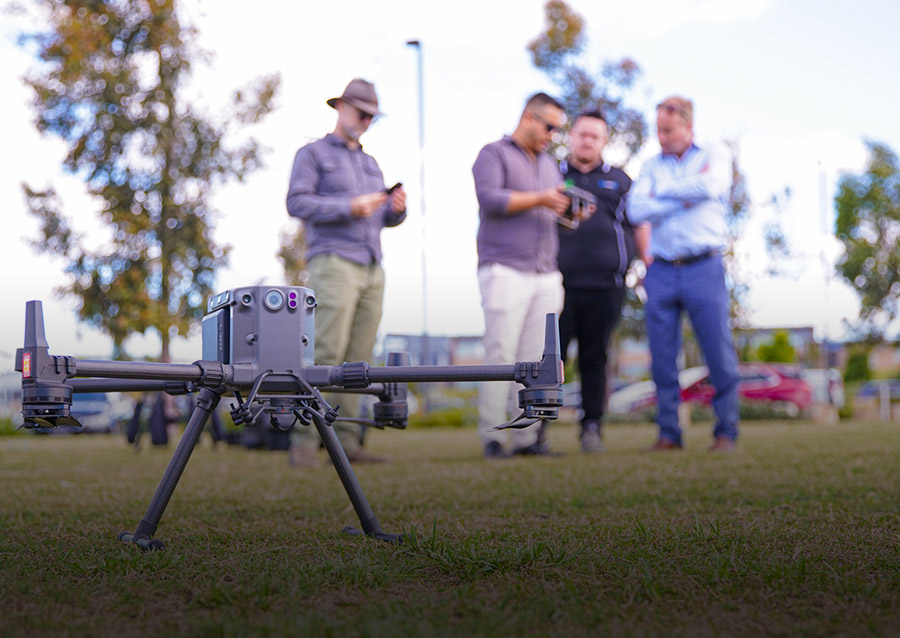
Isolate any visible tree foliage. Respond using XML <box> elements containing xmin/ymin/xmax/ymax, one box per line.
<box><xmin>277</xmin><ymin>224</ymin><xmax>308</xmax><ymax>287</ymax></box>
<box><xmin>835</xmin><ymin>141</ymin><xmax>900</xmax><ymax>335</ymax></box>
<box><xmin>527</xmin><ymin>0</ymin><xmax>649</xmax><ymax>349</ymax></box>
<box><xmin>20</xmin><ymin>0</ymin><xmax>279</xmax><ymax>359</ymax></box>
<box><xmin>843</xmin><ymin>347</ymin><xmax>872</xmax><ymax>383</ymax></box>
<box><xmin>756</xmin><ymin>331</ymin><xmax>796</xmax><ymax>363</ymax></box>
<box><xmin>527</xmin><ymin>0</ymin><xmax>646</xmax><ymax>158</ymax></box>
<box><xmin>723</xmin><ymin>140</ymin><xmax>752</xmax><ymax>329</ymax></box>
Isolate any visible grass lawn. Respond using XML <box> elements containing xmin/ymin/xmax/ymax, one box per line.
<box><xmin>1</xmin><ymin>419</ymin><xmax>898</xmax><ymax>636</ymax></box>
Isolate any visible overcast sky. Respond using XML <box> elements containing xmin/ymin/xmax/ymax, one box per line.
<box><xmin>2</xmin><ymin>0</ymin><xmax>899</xmax><ymax>366</ymax></box>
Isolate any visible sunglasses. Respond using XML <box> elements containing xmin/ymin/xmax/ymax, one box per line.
<box><xmin>531</xmin><ymin>111</ymin><xmax>560</xmax><ymax>133</ymax></box>
<box><xmin>355</xmin><ymin>106</ymin><xmax>377</xmax><ymax>122</ymax></box>
<box><xmin>656</xmin><ymin>103</ymin><xmax>688</xmax><ymax>119</ymax></box>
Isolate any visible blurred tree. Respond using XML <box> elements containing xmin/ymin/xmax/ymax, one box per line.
<box><xmin>528</xmin><ymin>0</ymin><xmax>649</xmax><ymax>358</ymax></box>
<box><xmin>723</xmin><ymin>140</ymin><xmax>752</xmax><ymax>329</ymax></box>
<box><xmin>526</xmin><ymin>2</ymin><xmax>790</xmax><ymax>375</ymax></box>
<box><xmin>757</xmin><ymin>331</ymin><xmax>796</xmax><ymax>363</ymax></box>
<box><xmin>20</xmin><ymin>0</ymin><xmax>279</xmax><ymax>360</ymax></box>
<box><xmin>835</xmin><ymin>141</ymin><xmax>900</xmax><ymax>336</ymax></box>
<box><xmin>843</xmin><ymin>346</ymin><xmax>872</xmax><ymax>383</ymax></box>
<box><xmin>277</xmin><ymin>224</ymin><xmax>308</xmax><ymax>286</ymax></box>
<box><xmin>527</xmin><ymin>0</ymin><xmax>646</xmax><ymax>159</ymax></box>
<box><xmin>739</xmin><ymin>338</ymin><xmax>756</xmax><ymax>363</ymax></box>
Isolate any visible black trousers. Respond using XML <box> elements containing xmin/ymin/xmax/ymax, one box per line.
<box><xmin>559</xmin><ymin>286</ymin><xmax>626</xmax><ymax>426</ymax></box>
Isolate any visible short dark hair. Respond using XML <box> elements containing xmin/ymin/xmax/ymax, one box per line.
<box><xmin>575</xmin><ymin>109</ymin><xmax>607</xmax><ymax>125</ymax></box>
<box><xmin>524</xmin><ymin>92</ymin><xmax>563</xmax><ymax>113</ymax></box>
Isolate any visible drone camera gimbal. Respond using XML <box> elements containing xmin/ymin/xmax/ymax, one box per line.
<box><xmin>15</xmin><ymin>285</ymin><xmax>563</xmax><ymax>550</ymax></box>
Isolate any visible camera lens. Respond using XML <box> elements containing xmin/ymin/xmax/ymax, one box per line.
<box><xmin>264</xmin><ymin>289</ymin><xmax>285</xmax><ymax>311</ymax></box>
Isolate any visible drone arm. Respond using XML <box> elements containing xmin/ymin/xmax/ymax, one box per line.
<box><xmin>364</xmin><ymin>364</ymin><xmax>517</xmax><ymax>384</ymax></box>
<box><xmin>69</xmin><ymin>359</ymin><xmax>205</xmax><ymax>381</ymax></box>
<box><xmin>69</xmin><ymin>379</ymin><xmax>197</xmax><ymax>395</ymax></box>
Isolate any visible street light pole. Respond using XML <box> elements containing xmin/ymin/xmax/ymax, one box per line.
<box><xmin>406</xmin><ymin>39</ymin><xmax>429</xmax><ymax>376</ymax></box>
<box><xmin>406</xmin><ymin>39</ymin><xmax>430</xmax><ymax>411</ymax></box>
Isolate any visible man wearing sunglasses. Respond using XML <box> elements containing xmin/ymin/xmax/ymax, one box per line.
<box><xmin>629</xmin><ymin>95</ymin><xmax>740</xmax><ymax>452</ymax></box>
<box><xmin>472</xmin><ymin>92</ymin><xmax>571</xmax><ymax>459</ymax></box>
<box><xmin>286</xmin><ymin>78</ymin><xmax>407</xmax><ymax>466</ymax></box>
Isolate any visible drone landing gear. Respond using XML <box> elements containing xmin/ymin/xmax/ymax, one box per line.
<box><xmin>118</xmin><ymin>386</ymin><xmax>400</xmax><ymax>551</ymax></box>
<box><xmin>313</xmin><ymin>411</ymin><xmax>403</xmax><ymax>544</ymax></box>
<box><xmin>118</xmin><ymin>386</ymin><xmax>223</xmax><ymax>550</ymax></box>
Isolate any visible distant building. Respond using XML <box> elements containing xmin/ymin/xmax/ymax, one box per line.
<box><xmin>612</xmin><ymin>337</ymin><xmax>652</xmax><ymax>380</ymax></box>
<box><xmin>868</xmin><ymin>343</ymin><xmax>900</xmax><ymax>374</ymax></box>
<box><xmin>380</xmin><ymin>334</ymin><xmax>485</xmax><ymax>366</ymax></box>
<box><xmin>734</xmin><ymin>326</ymin><xmax>817</xmax><ymax>361</ymax></box>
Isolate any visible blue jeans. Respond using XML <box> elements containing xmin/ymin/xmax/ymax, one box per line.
<box><xmin>644</xmin><ymin>254</ymin><xmax>739</xmax><ymax>445</ymax></box>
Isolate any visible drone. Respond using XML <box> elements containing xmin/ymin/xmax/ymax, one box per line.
<box><xmin>15</xmin><ymin>285</ymin><xmax>564</xmax><ymax>550</ymax></box>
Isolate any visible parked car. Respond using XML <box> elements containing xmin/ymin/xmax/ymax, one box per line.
<box><xmin>34</xmin><ymin>392</ymin><xmax>131</xmax><ymax>435</ymax></box>
<box><xmin>607</xmin><ymin>367</ymin><xmax>708</xmax><ymax>415</ymax></box>
<box><xmin>608</xmin><ymin>364</ymin><xmax>812</xmax><ymax>417</ymax></box>
<box><xmin>800</xmin><ymin>368</ymin><xmax>845</xmax><ymax>407</ymax></box>
<box><xmin>856</xmin><ymin>379</ymin><xmax>900</xmax><ymax>401</ymax></box>
<box><xmin>563</xmin><ymin>378</ymin><xmax>655</xmax><ymax>419</ymax></box>
<box><xmin>681</xmin><ymin>364</ymin><xmax>812</xmax><ymax>417</ymax></box>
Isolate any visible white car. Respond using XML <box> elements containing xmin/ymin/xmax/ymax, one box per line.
<box><xmin>607</xmin><ymin>367</ymin><xmax>710</xmax><ymax>414</ymax></box>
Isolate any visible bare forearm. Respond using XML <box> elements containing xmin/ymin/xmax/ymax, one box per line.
<box><xmin>634</xmin><ymin>223</ymin><xmax>652</xmax><ymax>263</ymax></box>
<box><xmin>506</xmin><ymin>191</ymin><xmax>547</xmax><ymax>214</ymax></box>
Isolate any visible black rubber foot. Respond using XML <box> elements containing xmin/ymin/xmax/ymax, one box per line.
<box><xmin>342</xmin><ymin>526</ymin><xmax>404</xmax><ymax>544</ymax></box>
<box><xmin>118</xmin><ymin>530</ymin><xmax>165</xmax><ymax>551</ymax></box>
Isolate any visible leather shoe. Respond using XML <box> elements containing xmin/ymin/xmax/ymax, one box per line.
<box><xmin>709</xmin><ymin>436</ymin><xmax>735</xmax><ymax>452</ymax></box>
<box><xmin>346</xmin><ymin>447</ymin><xmax>391</xmax><ymax>464</ymax></box>
<box><xmin>643</xmin><ymin>438</ymin><xmax>683</xmax><ymax>452</ymax></box>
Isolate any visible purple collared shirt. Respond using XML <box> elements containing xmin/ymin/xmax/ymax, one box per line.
<box><xmin>473</xmin><ymin>135</ymin><xmax>562</xmax><ymax>273</ymax></box>
<box><xmin>286</xmin><ymin>133</ymin><xmax>406</xmax><ymax>265</ymax></box>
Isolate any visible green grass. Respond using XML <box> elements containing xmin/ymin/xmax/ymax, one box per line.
<box><xmin>1</xmin><ymin>420</ymin><xmax>899</xmax><ymax>636</ymax></box>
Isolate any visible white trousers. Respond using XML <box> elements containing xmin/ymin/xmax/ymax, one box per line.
<box><xmin>477</xmin><ymin>263</ymin><xmax>564</xmax><ymax>448</ymax></box>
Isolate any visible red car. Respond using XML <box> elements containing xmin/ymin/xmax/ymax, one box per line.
<box><xmin>681</xmin><ymin>363</ymin><xmax>812</xmax><ymax>416</ymax></box>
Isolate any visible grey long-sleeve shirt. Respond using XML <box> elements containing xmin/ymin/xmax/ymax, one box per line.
<box><xmin>473</xmin><ymin>135</ymin><xmax>562</xmax><ymax>273</ymax></box>
<box><xmin>286</xmin><ymin>133</ymin><xmax>406</xmax><ymax>265</ymax></box>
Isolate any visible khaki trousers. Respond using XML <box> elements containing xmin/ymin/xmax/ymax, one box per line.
<box><xmin>291</xmin><ymin>254</ymin><xmax>385</xmax><ymax>452</ymax></box>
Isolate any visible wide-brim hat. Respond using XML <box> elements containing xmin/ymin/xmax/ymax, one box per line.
<box><xmin>326</xmin><ymin>78</ymin><xmax>381</xmax><ymax>117</ymax></box>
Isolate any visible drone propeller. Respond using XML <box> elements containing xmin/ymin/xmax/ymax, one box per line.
<box><xmin>493</xmin><ymin>411</ymin><xmax>541</xmax><ymax>430</ymax></box>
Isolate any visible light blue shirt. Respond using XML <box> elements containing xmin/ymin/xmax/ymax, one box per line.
<box><xmin>628</xmin><ymin>143</ymin><xmax>732</xmax><ymax>261</ymax></box>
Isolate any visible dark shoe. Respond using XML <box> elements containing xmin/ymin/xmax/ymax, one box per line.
<box><xmin>580</xmin><ymin>420</ymin><xmax>606</xmax><ymax>454</ymax></box>
<box><xmin>643</xmin><ymin>438</ymin><xmax>683</xmax><ymax>452</ymax></box>
<box><xmin>484</xmin><ymin>440</ymin><xmax>509</xmax><ymax>459</ymax></box>
<box><xmin>289</xmin><ymin>447</ymin><xmax>321</xmax><ymax>468</ymax></box>
<box><xmin>346</xmin><ymin>447</ymin><xmax>391</xmax><ymax>464</ymax></box>
<box><xmin>512</xmin><ymin>441</ymin><xmax>562</xmax><ymax>457</ymax></box>
<box><xmin>709</xmin><ymin>436</ymin><xmax>735</xmax><ymax>452</ymax></box>
<box><xmin>512</xmin><ymin>420</ymin><xmax>561</xmax><ymax>457</ymax></box>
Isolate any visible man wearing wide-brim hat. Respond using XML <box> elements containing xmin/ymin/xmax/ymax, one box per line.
<box><xmin>286</xmin><ymin>78</ymin><xmax>407</xmax><ymax>466</ymax></box>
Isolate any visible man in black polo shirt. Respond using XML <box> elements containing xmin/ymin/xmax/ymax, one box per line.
<box><xmin>558</xmin><ymin>110</ymin><xmax>648</xmax><ymax>452</ymax></box>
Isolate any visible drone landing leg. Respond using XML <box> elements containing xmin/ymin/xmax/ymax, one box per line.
<box><xmin>313</xmin><ymin>414</ymin><xmax>402</xmax><ymax>543</ymax></box>
<box><xmin>118</xmin><ymin>386</ymin><xmax>223</xmax><ymax>550</ymax></box>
